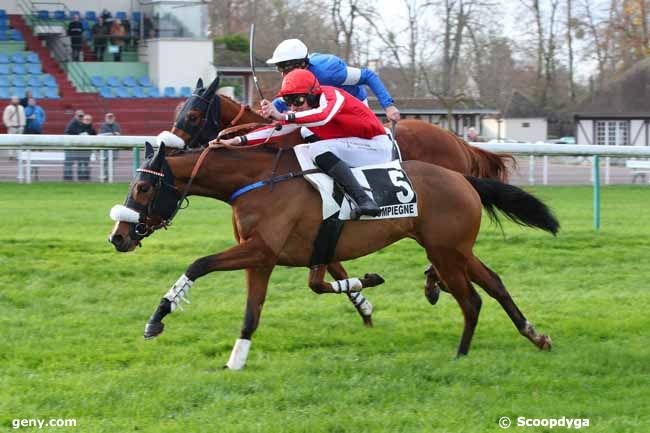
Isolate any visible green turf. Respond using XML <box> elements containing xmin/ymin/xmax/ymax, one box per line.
<box><xmin>1</xmin><ymin>183</ymin><xmax>648</xmax><ymax>432</ymax></box>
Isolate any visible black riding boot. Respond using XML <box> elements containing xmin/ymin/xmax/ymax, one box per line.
<box><xmin>315</xmin><ymin>152</ymin><xmax>381</xmax><ymax>218</ymax></box>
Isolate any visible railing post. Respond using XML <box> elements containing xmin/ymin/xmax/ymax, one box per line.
<box><xmin>133</xmin><ymin>146</ymin><xmax>140</xmax><ymax>176</ymax></box>
<box><xmin>593</xmin><ymin>155</ymin><xmax>600</xmax><ymax>230</ymax></box>
<box><xmin>543</xmin><ymin>155</ymin><xmax>549</xmax><ymax>185</ymax></box>
<box><xmin>108</xmin><ymin>150</ymin><xmax>114</xmax><ymax>183</ymax></box>
<box><xmin>528</xmin><ymin>155</ymin><xmax>535</xmax><ymax>185</ymax></box>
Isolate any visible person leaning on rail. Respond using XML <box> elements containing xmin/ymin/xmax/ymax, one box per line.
<box><xmin>215</xmin><ymin>69</ymin><xmax>393</xmax><ymax>218</ymax></box>
<box><xmin>266</xmin><ymin>39</ymin><xmax>401</xmax><ymax>125</ymax></box>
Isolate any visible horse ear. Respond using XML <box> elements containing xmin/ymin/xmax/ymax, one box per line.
<box><xmin>196</xmin><ymin>77</ymin><xmax>203</xmax><ymax>90</ymax></box>
<box><xmin>158</xmin><ymin>142</ymin><xmax>166</xmax><ymax>154</ymax></box>
<box><xmin>205</xmin><ymin>75</ymin><xmax>220</xmax><ymax>96</ymax></box>
<box><xmin>144</xmin><ymin>141</ymin><xmax>154</xmax><ymax>159</ymax></box>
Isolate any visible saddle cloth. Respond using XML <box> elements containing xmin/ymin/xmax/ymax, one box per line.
<box><xmin>294</xmin><ymin>146</ymin><xmax>418</xmax><ymax>221</ymax></box>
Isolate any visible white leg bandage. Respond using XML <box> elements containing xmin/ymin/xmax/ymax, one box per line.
<box><xmin>330</xmin><ymin>277</ymin><xmax>363</xmax><ymax>293</ymax></box>
<box><xmin>164</xmin><ymin>274</ymin><xmax>193</xmax><ymax>312</ymax></box>
<box><xmin>348</xmin><ymin>292</ymin><xmax>373</xmax><ymax>316</ymax></box>
<box><xmin>226</xmin><ymin>338</ymin><xmax>251</xmax><ymax>370</ymax></box>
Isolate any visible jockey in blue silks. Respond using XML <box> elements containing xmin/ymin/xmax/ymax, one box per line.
<box><xmin>266</xmin><ymin>39</ymin><xmax>401</xmax><ymax>124</ymax></box>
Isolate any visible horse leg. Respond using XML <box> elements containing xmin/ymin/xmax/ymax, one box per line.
<box><xmin>424</xmin><ymin>264</ymin><xmax>448</xmax><ymax>305</ymax></box>
<box><xmin>144</xmin><ymin>236</ymin><xmax>276</xmax><ymax>340</ymax></box>
<box><xmin>429</xmin><ymin>250</ymin><xmax>482</xmax><ymax>357</ymax></box>
<box><xmin>327</xmin><ymin>262</ymin><xmax>374</xmax><ymax>327</ymax></box>
<box><xmin>225</xmin><ymin>266</ymin><xmax>273</xmax><ymax>370</ymax></box>
<box><xmin>308</xmin><ymin>265</ymin><xmax>384</xmax><ymax>295</ymax></box>
<box><xmin>468</xmin><ymin>256</ymin><xmax>552</xmax><ymax>351</ymax></box>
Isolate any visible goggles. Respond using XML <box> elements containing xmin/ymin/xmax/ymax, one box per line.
<box><xmin>282</xmin><ymin>94</ymin><xmax>308</xmax><ymax>107</ymax></box>
<box><xmin>276</xmin><ymin>60</ymin><xmax>305</xmax><ymax>74</ymax></box>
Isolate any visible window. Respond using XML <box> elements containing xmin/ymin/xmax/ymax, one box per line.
<box><xmin>522</xmin><ymin>122</ymin><xmax>530</xmax><ymax>127</ymax></box>
<box><xmin>596</xmin><ymin>120</ymin><xmax>630</xmax><ymax>145</ymax></box>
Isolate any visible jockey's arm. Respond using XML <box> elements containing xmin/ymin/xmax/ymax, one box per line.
<box><xmin>344</xmin><ymin>66</ymin><xmax>400</xmax><ymax>121</ymax></box>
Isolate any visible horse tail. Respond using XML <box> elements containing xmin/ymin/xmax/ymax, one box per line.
<box><xmin>464</xmin><ymin>176</ymin><xmax>560</xmax><ymax>235</ymax></box>
<box><xmin>458</xmin><ymin>135</ymin><xmax>515</xmax><ymax>182</ymax></box>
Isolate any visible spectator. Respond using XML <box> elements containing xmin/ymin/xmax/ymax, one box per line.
<box><xmin>3</xmin><ymin>96</ymin><xmax>26</xmax><ymax>134</ymax></box>
<box><xmin>99</xmin><ymin>112</ymin><xmax>121</xmax><ymax>135</ymax></box>
<box><xmin>92</xmin><ymin>17</ymin><xmax>108</xmax><ymax>61</ymax></box>
<box><xmin>67</xmin><ymin>14</ymin><xmax>84</xmax><ymax>61</ymax></box>
<box><xmin>64</xmin><ymin>111</ymin><xmax>95</xmax><ymax>180</ymax></box>
<box><xmin>19</xmin><ymin>89</ymin><xmax>32</xmax><ymax>107</ymax></box>
<box><xmin>110</xmin><ymin>19</ymin><xmax>127</xmax><ymax>61</ymax></box>
<box><xmin>467</xmin><ymin>127</ymin><xmax>478</xmax><ymax>142</ymax></box>
<box><xmin>24</xmin><ymin>98</ymin><xmax>46</xmax><ymax>134</ymax></box>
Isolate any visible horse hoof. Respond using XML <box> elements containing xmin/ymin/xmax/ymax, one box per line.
<box><xmin>362</xmin><ymin>315</ymin><xmax>373</xmax><ymax>327</ymax></box>
<box><xmin>363</xmin><ymin>273</ymin><xmax>385</xmax><ymax>287</ymax></box>
<box><xmin>539</xmin><ymin>335</ymin><xmax>552</xmax><ymax>351</ymax></box>
<box><xmin>424</xmin><ymin>285</ymin><xmax>440</xmax><ymax>305</ymax></box>
<box><xmin>144</xmin><ymin>321</ymin><xmax>164</xmax><ymax>339</ymax></box>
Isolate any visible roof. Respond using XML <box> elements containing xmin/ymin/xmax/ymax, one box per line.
<box><xmin>576</xmin><ymin>57</ymin><xmax>650</xmax><ymax>114</ymax></box>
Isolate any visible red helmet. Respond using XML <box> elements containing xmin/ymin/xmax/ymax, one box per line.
<box><xmin>278</xmin><ymin>69</ymin><xmax>321</xmax><ymax>96</ymax></box>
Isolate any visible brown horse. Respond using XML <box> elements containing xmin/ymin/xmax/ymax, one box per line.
<box><xmin>169</xmin><ymin>78</ymin><xmax>514</xmax><ymax>325</ymax></box>
<box><xmin>108</xmin><ymin>141</ymin><xmax>558</xmax><ymax>370</ymax></box>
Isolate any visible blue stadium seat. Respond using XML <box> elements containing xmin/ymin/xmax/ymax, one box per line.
<box><xmin>30</xmin><ymin>87</ymin><xmax>42</xmax><ymax>98</ymax></box>
<box><xmin>44</xmin><ymin>87</ymin><xmax>59</xmax><ymax>98</ymax></box>
<box><xmin>99</xmin><ymin>87</ymin><xmax>113</xmax><ymax>98</ymax></box>
<box><xmin>70</xmin><ymin>10</ymin><xmax>80</xmax><ymax>19</ymax></box>
<box><xmin>10</xmin><ymin>31</ymin><xmax>24</xmax><ymax>41</ymax></box>
<box><xmin>131</xmin><ymin>86</ymin><xmax>145</xmax><ymax>98</ymax></box>
<box><xmin>163</xmin><ymin>87</ymin><xmax>176</xmax><ymax>98</ymax></box>
<box><xmin>85</xmin><ymin>11</ymin><xmax>97</xmax><ymax>21</ymax></box>
<box><xmin>0</xmin><ymin>76</ymin><xmax>9</xmax><ymax>86</ymax></box>
<box><xmin>0</xmin><ymin>87</ymin><xmax>9</xmax><ymax>99</ymax></box>
<box><xmin>114</xmin><ymin>87</ymin><xmax>130</xmax><ymax>98</ymax></box>
<box><xmin>53</xmin><ymin>10</ymin><xmax>66</xmax><ymax>20</ymax></box>
<box><xmin>10</xmin><ymin>87</ymin><xmax>26</xmax><ymax>97</ymax></box>
<box><xmin>0</xmin><ymin>9</ymin><xmax>6</xmax><ymax>18</ymax></box>
<box><xmin>132</xmin><ymin>11</ymin><xmax>141</xmax><ymax>23</ymax></box>
<box><xmin>90</xmin><ymin>76</ymin><xmax>104</xmax><ymax>87</ymax></box>
<box><xmin>137</xmin><ymin>75</ymin><xmax>152</xmax><ymax>87</ymax></box>
<box><xmin>122</xmin><ymin>76</ymin><xmax>137</xmax><ymax>87</ymax></box>
<box><xmin>27</xmin><ymin>76</ymin><xmax>41</xmax><ymax>87</ymax></box>
<box><xmin>42</xmin><ymin>74</ymin><xmax>57</xmax><ymax>87</ymax></box>
<box><xmin>27</xmin><ymin>63</ymin><xmax>42</xmax><ymax>74</ymax></box>
<box><xmin>145</xmin><ymin>87</ymin><xmax>160</xmax><ymax>98</ymax></box>
<box><xmin>178</xmin><ymin>86</ymin><xmax>192</xmax><ymax>98</ymax></box>
<box><xmin>12</xmin><ymin>64</ymin><xmax>26</xmax><ymax>75</ymax></box>
<box><xmin>0</xmin><ymin>65</ymin><xmax>9</xmax><ymax>74</ymax></box>
<box><xmin>37</xmin><ymin>10</ymin><xmax>49</xmax><ymax>20</ymax></box>
<box><xmin>106</xmin><ymin>76</ymin><xmax>121</xmax><ymax>87</ymax></box>
<box><xmin>12</xmin><ymin>76</ymin><xmax>26</xmax><ymax>87</ymax></box>
<box><xmin>0</xmin><ymin>53</ymin><xmax>8</xmax><ymax>64</ymax></box>
<box><xmin>0</xmin><ymin>32</ymin><xmax>7</xmax><ymax>41</ymax></box>
<box><xmin>0</xmin><ymin>19</ymin><xmax>8</xmax><ymax>30</ymax></box>
<box><xmin>116</xmin><ymin>11</ymin><xmax>127</xmax><ymax>21</ymax></box>
<box><xmin>10</xmin><ymin>53</ymin><xmax>25</xmax><ymax>64</ymax></box>
<box><xmin>26</xmin><ymin>52</ymin><xmax>40</xmax><ymax>64</ymax></box>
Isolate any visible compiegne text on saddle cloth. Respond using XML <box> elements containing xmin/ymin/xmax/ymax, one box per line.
<box><xmin>294</xmin><ymin>145</ymin><xmax>418</xmax><ymax>220</ymax></box>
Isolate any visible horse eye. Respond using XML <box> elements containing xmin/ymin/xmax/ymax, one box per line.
<box><xmin>138</xmin><ymin>184</ymin><xmax>151</xmax><ymax>193</ymax></box>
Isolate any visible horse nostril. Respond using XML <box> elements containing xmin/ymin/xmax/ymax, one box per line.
<box><xmin>110</xmin><ymin>234</ymin><xmax>124</xmax><ymax>247</ymax></box>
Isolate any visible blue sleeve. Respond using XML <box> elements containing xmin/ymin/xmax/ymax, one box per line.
<box><xmin>273</xmin><ymin>97</ymin><xmax>289</xmax><ymax>113</ymax></box>
<box><xmin>358</xmin><ymin>68</ymin><xmax>394</xmax><ymax>109</ymax></box>
<box><xmin>37</xmin><ymin>107</ymin><xmax>46</xmax><ymax>125</ymax></box>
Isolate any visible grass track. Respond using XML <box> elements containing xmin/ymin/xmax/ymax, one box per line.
<box><xmin>1</xmin><ymin>183</ymin><xmax>649</xmax><ymax>432</ymax></box>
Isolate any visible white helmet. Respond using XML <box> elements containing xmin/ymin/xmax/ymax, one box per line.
<box><xmin>266</xmin><ymin>39</ymin><xmax>308</xmax><ymax>64</ymax></box>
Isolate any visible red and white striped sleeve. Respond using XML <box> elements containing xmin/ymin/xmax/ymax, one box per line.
<box><xmin>239</xmin><ymin>122</ymin><xmax>300</xmax><ymax>146</ymax></box>
<box><xmin>284</xmin><ymin>88</ymin><xmax>344</xmax><ymax>127</ymax></box>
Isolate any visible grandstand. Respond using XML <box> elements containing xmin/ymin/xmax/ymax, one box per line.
<box><xmin>0</xmin><ymin>1</ymin><xmax>214</xmax><ymax>135</ymax></box>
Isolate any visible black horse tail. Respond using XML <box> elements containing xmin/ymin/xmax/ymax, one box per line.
<box><xmin>464</xmin><ymin>176</ymin><xmax>560</xmax><ymax>235</ymax></box>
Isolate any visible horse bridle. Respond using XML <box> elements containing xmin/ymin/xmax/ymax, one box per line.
<box><xmin>179</xmin><ymin>91</ymin><xmax>221</xmax><ymax>148</ymax></box>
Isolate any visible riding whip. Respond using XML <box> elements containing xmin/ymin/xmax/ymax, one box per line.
<box><xmin>249</xmin><ymin>23</ymin><xmax>265</xmax><ymax>101</ymax></box>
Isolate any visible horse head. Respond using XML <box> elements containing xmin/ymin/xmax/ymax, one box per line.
<box><xmin>171</xmin><ymin>76</ymin><xmax>221</xmax><ymax>148</ymax></box>
<box><xmin>108</xmin><ymin>142</ymin><xmax>181</xmax><ymax>252</ymax></box>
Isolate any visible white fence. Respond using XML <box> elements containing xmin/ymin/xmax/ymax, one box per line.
<box><xmin>1</xmin><ymin>134</ymin><xmax>650</xmax><ymax>229</ymax></box>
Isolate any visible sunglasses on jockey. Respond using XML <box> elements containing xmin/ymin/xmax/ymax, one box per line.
<box><xmin>276</xmin><ymin>59</ymin><xmax>306</xmax><ymax>74</ymax></box>
<box><xmin>282</xmin><ymin>93</ymin><xmax>308</xmax><ymax>107</ymax></box>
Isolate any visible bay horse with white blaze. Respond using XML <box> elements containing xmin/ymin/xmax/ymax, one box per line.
<box><xmin>168</xmin><ymin>77</ymin><xmax>515</xmax><ymax>325</ymax></box>
<box><xmin>108</xmin><ymin>141</ymin><xmax>558</xmax><ymax>370</ymax></box>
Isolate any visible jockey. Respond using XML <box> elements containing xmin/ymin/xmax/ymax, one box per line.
<box><xmin>266</xmin><ymin>39</ymin><xmax>401</xmax><ymax>124</ymax></box>
<box><xmin>217</xmin><ymin>69</ymin><xmax>394</xmax><ymax>218</ymax></box>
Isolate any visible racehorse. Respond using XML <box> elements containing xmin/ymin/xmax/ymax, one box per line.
<box><xmin>108</xmin><ymin>141</ymin><xmax>558</xmax><ymax>370</ymax></box>
<box><xmin>167</xmin><ymin>77</ymin><xmax>515</xmax><ymax>326</ymax></box>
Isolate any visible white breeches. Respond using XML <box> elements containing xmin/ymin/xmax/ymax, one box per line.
<box><xmin>297</xmin><ymin>134</ymin><xmax>394</xmax><ymax>168</ymax></box>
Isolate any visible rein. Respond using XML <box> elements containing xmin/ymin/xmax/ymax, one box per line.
<box><xmin>228</xmin><ymin>168</ymin><xmax>321</xmax><ymax>202</ymax></box>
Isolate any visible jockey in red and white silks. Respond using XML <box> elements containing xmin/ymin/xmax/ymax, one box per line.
<box><xmin>216</xmin><ymin>69</ymin><xmax>391</xmax><ymax>217</ymax></box>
